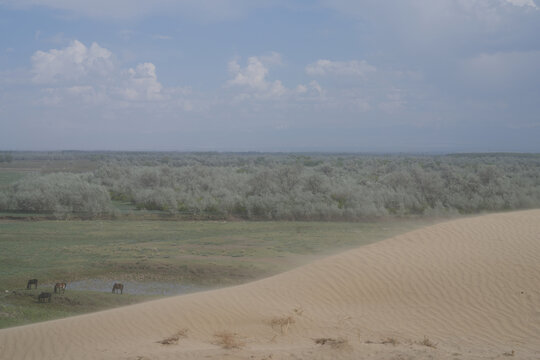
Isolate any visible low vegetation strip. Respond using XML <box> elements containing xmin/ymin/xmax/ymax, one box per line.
<box><xmin>1</xmin><ymin>152</ymin><xmax>540</xmax><ymax>220</ymax></box>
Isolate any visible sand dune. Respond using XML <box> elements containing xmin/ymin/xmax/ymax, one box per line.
<box><xmin>1</xmin><ymin>210</ymin><xmax>540</xmax><ymax>360</ymax></box>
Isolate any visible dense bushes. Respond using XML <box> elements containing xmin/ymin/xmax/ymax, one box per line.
<box><xmin>2</xmin><ymin>153</ymin><xmax>540</xmax><ymax>220</ymax></box>
<box><xmin>0</xmin><ymin>173</ymin><xmax>111</xmax><ymax>217</ymax></box>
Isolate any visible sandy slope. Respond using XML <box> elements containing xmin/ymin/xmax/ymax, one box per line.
<box><xmin>1</xmin><ymin>210</ymin><xmax>540</xmax><ymax>360</ymax></box>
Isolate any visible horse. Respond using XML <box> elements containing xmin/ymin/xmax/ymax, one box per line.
<box><xmin>54</xmin><ymin>282</ymin><xmax>67</xmax><ymax>294</ymax></box>
<box><xmin>38</xmin><ymin>292</ymin><xmax>51</xmax><ymax>303</ymax></box>
<box><xmin>112</xmin><ymin>283</ymin><xmax>124</xmax><ymax>294</ymax></box>
<box><xmin>27</xmin><ymin>279</ymin><xmax>38</xmax><ymax>289</ymax></box>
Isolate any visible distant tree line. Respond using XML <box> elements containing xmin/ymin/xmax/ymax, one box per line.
<box><xmin>0</xmin><ymin>152</ymin><xmax>13</xmax><ymax>163</ymax></box>
<box><xmin>1</xmin><ymin>153</ymin><xmax>540</xmax><ymax>220</ymax></box>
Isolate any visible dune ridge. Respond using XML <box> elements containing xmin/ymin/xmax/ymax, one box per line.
<box><xmin>1</xmin><ymin>210</ymin><xmax>540</xmax><ymax>359</ymax></box>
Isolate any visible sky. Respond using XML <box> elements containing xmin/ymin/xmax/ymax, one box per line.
<box><xmin>0</xmin><ymin>0</ymin><xmax>539</xmax><ymax>152</ymax></box>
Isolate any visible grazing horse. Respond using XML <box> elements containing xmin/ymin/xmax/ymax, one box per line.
<box><xmin>112</xmin><ymin>283</ymin><xmax>124</xmax><ymax>294</ymax></box>
<box><xmin>54</xmin><ymin>282</ymin><xmax>67</xmax><ymax>294</ymax></box>
<box><xmin>38</xmin><ymin>292</ymin><xmax>51</xmax><ymax>303</ymax></box>
<box><xmin>27</xmin><ymin>279</ymin><xmax>38</xmax><ymax>289</ymax></box>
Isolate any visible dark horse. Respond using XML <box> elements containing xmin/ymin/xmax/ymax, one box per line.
<box><xmin>112</xmin><ymin>283</ymin><xmax>124</xmax><ymax>294</ymax></box>
<box><xmin>38</xmin><ymin>292</ymin><xmax>51</xmax><ymax>303</ymax></box>
<box><xmin>54</xmin><ymin>282</ymin><xmax>67</xmax><ymax>294</ymax></box>
<box><xmin>27</xmin><ymin>279</ymin><xmax>38</xmax><ymax>289</ymax></box>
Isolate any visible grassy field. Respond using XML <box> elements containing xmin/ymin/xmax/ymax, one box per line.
<box><xmin>0</xmin><ymin>289</ymin><xmax>157</xmax><ymax>329</ymax></box>
<box><xmin>0</xmin><ymin>218</ymin><xmax>443</xmax><ymax>328</ymax></box>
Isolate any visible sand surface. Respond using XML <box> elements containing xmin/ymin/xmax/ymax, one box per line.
<box><xmin>1</xmin><ymin>210</ymin><xmax>540</xmax><ymax>360</ymax></box>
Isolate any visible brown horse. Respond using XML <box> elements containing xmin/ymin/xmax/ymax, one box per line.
<box><xmin>27</xmin><ymin>279</ymin><xmax>38</xmax><ymax>289</ymax></box>
<box><xmin>54</xmin><ymin>282</ymin><xmax>67</xmax><ymax>294</ymax></box>
<box><xmin>112</xmin><ymin>283</ymin><xmax>124</xmax><ymax>294</ymax></box>
<box><xmin>38</xmin><ymin>292</ymin><xmax>51</xmax><ymax>303</ymax></box>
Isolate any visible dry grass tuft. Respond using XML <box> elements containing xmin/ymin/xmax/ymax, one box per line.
<box><xmin>313</xmin><ymin>337</ymin><xmax>349</xmax><ymax>349</ymax></box>
<box><xmin>381</xmin><ymin>337</ymin><xmax>400</xmax><ymax>346</ymax></box>
<box><xmin>157</xmin><ymin>328</ymin><xmax>188</xmax><ymax>345</ymax></box>
<box><xmin>270</xmin><ymin>315</ymin><xmax>296</xmax><ymax>334</ymax></box>
<box><xmin>213</xmin><ymin>331</ymin><xmax>245</xmax><ymax>350</ymax></box>
<box><xmin>293</xmin><ymin>306</ymin><xmax>304</xmax><ymax>316</ymax></box>
<box><xmin>416</xmin><ymin>336</ymin><xmax>437</xmax><ymax>348</ymax></box>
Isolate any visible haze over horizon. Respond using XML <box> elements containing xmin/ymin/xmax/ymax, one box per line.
<box><xmin>1</xmin><ymin>1</ymin><xmax>539</xmax><ymax>152</ymax></box>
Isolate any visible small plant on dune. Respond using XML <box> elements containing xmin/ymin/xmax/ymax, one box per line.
<box><xmin>176</xmin><ymin>328</ymin><xmax>189</xmax><ymax>338</ymax></box>
<box><xmin>416</xmin><ymin>336</ymin><xmax>437</xmax><ymax>348</ymax></box>
<box><xmin>270</xmin><ymin>315</ymin><xmax>296</xmax><ymax>334</ymax></box>
<box><xmin>293</xmin><ymin>306</ymin><xmax>304</xmax><ymax>316</ymax></box>
<box><xmin>213</xmin><ymin>331</ymin><xmax>245</xmax><ymax>349</ymax></box>
<box><xmin>313</xmin><ymin>337</ymin><xmax>349</xmax><ymax>350</ymax></box>
<box><xmin>157</xmin><ymin>328</ymin><xmax>189</xmax><ymax>345</ymax></box>
<box><xmin>381</xmin><ymin>337</ymin><xmax>399</xmax><ymax>346</ymax></box>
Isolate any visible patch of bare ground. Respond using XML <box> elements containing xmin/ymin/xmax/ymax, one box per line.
<box><xmin>213</xmin><ymin>331</ymin><xmax>245</xmax><ymax>349</ymax></box>
<box><xmin>157</xmin><ymin>328</ymin><xmax>188</xmax><ymax>345</ymax></box>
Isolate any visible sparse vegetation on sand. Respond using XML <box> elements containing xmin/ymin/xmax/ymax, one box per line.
<box><xmin>213</xmin><ymin>331</ymin><xmax>245</xmax><ymax>349</ymax></box>
<box><xmin>381</xmin><ymin>337</ymin><xmax>400</xmax><ymax>346</ymax></box>
<box><xmin>157</xmin><ymin>328</ymin><xmax>188</xmax><ymax>345</ymax></box>
<box><xmin>313</xmin><ymin>337</ymin><xmax>349</xmax><ymax>349</ymax></box>
<box><xmin>269</xmin><ymin>315</ymin><xmax>296</xmax><ymax>334</ymax></box>
<box><xmin>416</xmin><ymin>336</ymin><xmax>438</xmax><ymax>348</ymax></box>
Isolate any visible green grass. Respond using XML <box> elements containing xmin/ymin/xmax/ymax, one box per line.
<box><xmin>0</xmin><ymin>218</ymin><xmax>441</xmax><ymax>328</ymax></box>
<box><xmin>112</xmin><ymin>200</ymin><xmax>139</xmax><ymax>213</ymax></box>
<box><xmin>0</xmin><ymin>289</ymin><xmax>156</xmax><ymax>329</ymax></box>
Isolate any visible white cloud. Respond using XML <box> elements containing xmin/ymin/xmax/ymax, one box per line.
<box><xmin>305</xmin><ymin>59</ymin><xmax>376</xmax><ymax>77</ymax></box>
<box><xmin>295</xmin><ymin>84</ymin><xmax>307</xmax><ymax>94</ymax></box>
<box><xmin>228</xmin><ymin>56</ymin><xmax>270</xmax><ymax>90</ymax></box>
<box><xmin>227</xmin><ymin>53</ymin><xmax>287</xmax><ymax>98</ymax></box>
<box><xmin>505</xmin><ymin>0</ymin><xmax>538</xmax><ymax>8</ymax></box>
<box><xmin>309</xmin><ymin>80</ymin><xmax>324</xmax><ymax>97</ymax></box>
<box><xmin>121</xmin><ymin>63</ymin><xmax>165</xmax><ymax>101</ymax></box>
<box><xmin>30</xmin><ymin>40</ymin><xmax>190</xmax><ymax>106</ymax></box>
<box><xmin>32</xmin><ymin>40</ymin><xmax>113</xmax><ymax>83</ymax></box>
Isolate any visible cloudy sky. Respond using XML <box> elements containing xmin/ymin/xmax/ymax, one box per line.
<box><xmin>1</xmin><ymin>0</ymin><xmax>539</xmax><ymax>152</ymax></box>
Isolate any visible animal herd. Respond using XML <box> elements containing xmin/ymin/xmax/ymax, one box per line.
<box><xmin>25</xmin><ymin>279</ymin><xmax>125</xmax><ymax>303</ymax></box>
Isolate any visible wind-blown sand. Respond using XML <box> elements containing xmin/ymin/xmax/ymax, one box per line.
<box><xmin>1</xmin><ymin>210</ymin><xmax>540</xmax><ymax>360</ymax></box>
